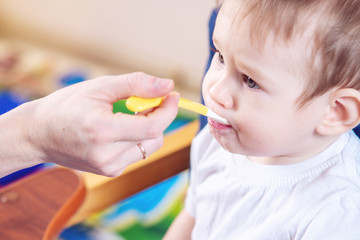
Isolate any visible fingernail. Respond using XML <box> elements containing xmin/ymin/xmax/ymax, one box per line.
<box><xmin>155</xmin><ymin>78</ymin><xmax>173</xmax><ymax>90</ymax></box>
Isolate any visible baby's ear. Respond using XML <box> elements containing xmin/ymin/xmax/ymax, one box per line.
<box><xmin>316</xmin><ymin>88</ymin><xmax>360</xmax><ymax>136</ymax></box>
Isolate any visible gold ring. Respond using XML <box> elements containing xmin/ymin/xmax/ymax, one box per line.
<box><xmin>137</xmin><ymin>143</ymin><xmax>147</xmax><ymax>159</ymax></box>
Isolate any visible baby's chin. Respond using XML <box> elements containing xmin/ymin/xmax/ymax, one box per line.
<box><xmin>209</xmin><ymin>128</ymin><xmax>240</xmax><ymax>153</ymax></box>
<box><xmin>209</xmin><ymin>127</ymin><xmax>264</xmax><ymax>156</ymax></box>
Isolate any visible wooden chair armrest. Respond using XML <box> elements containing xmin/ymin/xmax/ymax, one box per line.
<box><xmin>0</xmin><ymin>168</ymin><xmax>85</xmax><ymax>240</ymax></box>
<box><xmin>67</xmin><ymin>120</ymin><xmax>199</xmax><ymax>226</ymax></box>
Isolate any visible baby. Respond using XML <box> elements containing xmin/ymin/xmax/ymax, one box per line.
<box><xmin>164</xmin><ymin>0</ymin><xmax>360</xmax><ymax>239</ymax></box>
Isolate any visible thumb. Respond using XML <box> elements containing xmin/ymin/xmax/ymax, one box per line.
<box><xmin>100</xmin><ymin>72</ymin><xmax>174</xmax><ymax>101</ymax></box>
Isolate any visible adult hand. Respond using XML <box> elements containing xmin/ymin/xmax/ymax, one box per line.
<box><xmin>0</xmin><ymin>72</ymin><xmax>179</xmax><ymax>177</ymax></box>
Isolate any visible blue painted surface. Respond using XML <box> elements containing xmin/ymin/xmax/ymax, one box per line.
<box><xmin>0</xmin><ymin>90</ymin><xmax>27</xmax><ymax>114</ymax></box>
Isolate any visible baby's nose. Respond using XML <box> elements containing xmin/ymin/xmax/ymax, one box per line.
<box><xmin>209</xmin><ymin>82</ymin><xmax>234</xmax><ymax>109</ymax></box>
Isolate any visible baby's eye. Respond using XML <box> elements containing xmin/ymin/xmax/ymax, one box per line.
<box><xmin>243</xmin><ymin>75</ymin><xmax>259</xmax><ymax>89</ymax></box>
<box><xmin>211</xmin><ymin>48</ymin><xmax>225</xmax><ymax>65</ymax></box>
<box><xmin>217</xmin><ymin>51</ymin><xmax>225</xmax><ymax>64</ymax></box>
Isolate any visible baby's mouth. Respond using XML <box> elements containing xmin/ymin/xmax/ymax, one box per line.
<box><xmin>206</xmin><ymin>108</ymin><xmax>229</xmax><ymax>125</ymax></box>
<box><xmin>208</xmin><ymin>118</ymin><xmax>232</xmax><ymax>130</ymax></box>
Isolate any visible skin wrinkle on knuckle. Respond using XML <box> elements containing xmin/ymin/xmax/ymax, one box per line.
<box><xmin>129</xmin><ymin>72</ymin><xmax>144</xmax><ymax>94</ymax></box>
<box><xmin>84</xmin><ymin>128</ymin><xmax>102</xmax><ymax>146</ymax></box>
<box><xmin>144</xmin><ymin>124</ymin><xmax>162</xmax><ymax>139</ymax></box>
<box><xmin>135</xmin><ymin>72</ymin><xmax>148</xmax><ymax>82</ymax></box>
<box><xmin>81</xmin><ymin>116</ymin><xmax>108</xmax><ymax>145</ymax></box>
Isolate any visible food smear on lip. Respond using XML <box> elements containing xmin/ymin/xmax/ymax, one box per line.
<box><xmin>208</xmin><ymin>118</ymin><xmax>231</xmax><ymax>130</ymax></box>
<box><xmin>206</xmin><ymin>108</ymin><xmax>229</xmax><ymax>125</ymax></box>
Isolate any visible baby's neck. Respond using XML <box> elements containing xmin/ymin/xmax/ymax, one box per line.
<box><xmin>247</xmin><ymin>135</ymin><xmax>341</xmax><ymax>165</ymax></box>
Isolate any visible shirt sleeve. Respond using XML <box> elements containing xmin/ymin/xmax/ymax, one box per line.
<box><xmin>301</xmin><ymin>193</ymin><xmax>360</xmax><ymax>240</ymax></box>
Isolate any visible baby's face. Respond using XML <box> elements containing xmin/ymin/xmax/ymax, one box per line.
<box><xmin>202</xmin><ymin>2</ymin><xmax>332</xmax><ymax>164</ymax></box>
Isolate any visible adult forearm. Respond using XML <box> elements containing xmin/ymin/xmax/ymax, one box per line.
<box><xmin>0</xmin><ymin>100</ymin><xmax>43</xmax><ymax>177</ymax></box>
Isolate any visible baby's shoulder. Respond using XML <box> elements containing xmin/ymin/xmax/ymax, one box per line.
<box><xmin>344</xmin><ymin>130</ymin><xmax>360</xmax><ymax>157</ymax></box>
<box><xmin>342</xmin><ymin>131</ymin><xmax>360</xmax><ymax>179</ymax></box>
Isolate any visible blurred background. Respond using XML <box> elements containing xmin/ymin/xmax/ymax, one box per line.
<box><xmin>0</xmin><ymin>0</ymin><xmax>214</xmax><ymax>100</ymax></box>
<box><xmin>0</xmin><ymin>0</ymin><xmax>216</xmax><ymax>239</ymax></box>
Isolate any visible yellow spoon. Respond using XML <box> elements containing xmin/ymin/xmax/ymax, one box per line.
<box><xmin>126</xmin><ymin>96</ymin><xmax>229</xmax><ymax>125</ymax></box>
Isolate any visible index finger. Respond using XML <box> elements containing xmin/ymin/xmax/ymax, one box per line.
<box><xmin>111</xmin><ymin>92</ymin><xmax>180</xmax><ymax>141</ymax></box>
<box><xmin>98</xmin><ymin>72</ymin><xmax>175</xmax><ymax>101</ymax></box>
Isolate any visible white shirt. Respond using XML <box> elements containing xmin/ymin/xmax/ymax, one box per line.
<box><xmin>186</xmin><ymin>126</ymin><xmax>360</xmax><ymax>240</ymax></box>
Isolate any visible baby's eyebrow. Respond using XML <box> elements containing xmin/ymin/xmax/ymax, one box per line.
<box><xmin>236</xmin><ymin>60</ymin><xmax>277</xmax><ymax>89</ymax></box>
<box><xmin>236</xmin><ymin>60</ymin><xmax>263</xmax><ymax>81</ymax></box>
<box><xmin>212</xmin><ymin>37</ymin><xmax>220</xmax><ymax>49</ymax></box>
